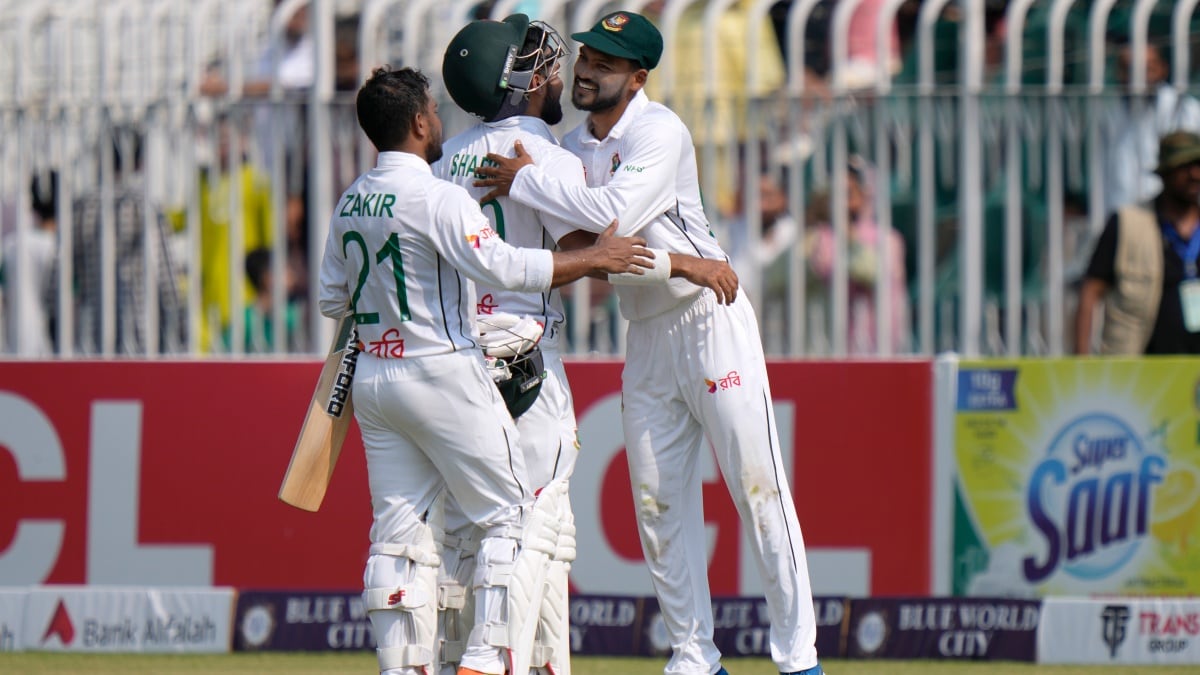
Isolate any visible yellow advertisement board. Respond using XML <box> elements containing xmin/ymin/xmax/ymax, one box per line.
<box><xmin>953</xmin><ymin>359</ymin><xmax>1200</xmax><ymax>596</ymax></box>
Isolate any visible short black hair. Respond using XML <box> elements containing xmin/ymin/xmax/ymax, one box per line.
<box><xmin>356</xmin><ymin>66</ymin><xmax>431</xmax><ymax>152</ymax></box>
<box><xmin>111</xmin><ymin>126</ymin><xmax>144</xmax><ymax>174</ymax></box>
<box><xmin>30</xmin><ymin>170</ymin><xmax>58</xmax><ymax>221</ymax></box>
<box><xmin>516</xmin><ymin>24</ymin><xmax>551</xmax><ymax>76</ymax></box>
<box><xmin>245</xmin><ymin>247</ymin><xmax>272</xmax><ymax>293</ymax></box>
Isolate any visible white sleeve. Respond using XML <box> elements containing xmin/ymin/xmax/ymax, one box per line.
<box><xmin>1180</xmin><ymin>94</ymin><xmax>1200</xmax><ymax>131</ymax></box>
<box><xmin>535</xmin><ymin>150</ymin><xmax>589</xmax><ymax>243</ymax></box>
<box><xmin>430</xmin><ymin>190</ymin><xmax>554</xmax><ymax>293</ymax></box>
<box><xmin>317</xmin><ymin>217</ymin><xmax>350</xmax><ymax>318</ymax></box>
<box><xmin>510</xmin><ymin>127</ymin><xmax>679</xmax><ymax>238</ymax></box>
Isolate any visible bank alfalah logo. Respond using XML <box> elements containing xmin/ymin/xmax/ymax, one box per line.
<box><xmin>1101</xmin><ymin>605</ymin><xmax>1132</xmax><ymax>658</ymax></box>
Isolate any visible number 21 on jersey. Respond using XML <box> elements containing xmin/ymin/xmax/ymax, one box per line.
<box><xmin>343</xmin><ymin>230</ymin><xmax>411</xmax><ymax>324</ymax></box>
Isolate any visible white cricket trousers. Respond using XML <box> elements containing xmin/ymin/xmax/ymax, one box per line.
<box><xmin>621</xmin><ymin>290</ymin><xmax>819</xmax><ymax>675</ymax></box>
<box><xmin>354</xmin><ymin>350</ymin><xmax>534</xmax><ymax>674</ymax></box>
<box><xmin>353</xmin><ymin>349</ymin><xmax>531</xmax><ymax>533</ymax></box>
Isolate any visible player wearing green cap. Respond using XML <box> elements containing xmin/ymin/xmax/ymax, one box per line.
<box><xmin>475</xmin><ymin>11</ymin><xmax>824</xmax><ymax>675</ymax></box>
<box><xmin>435</xmin><ymin>14</ymin><xmax>741</xmax><ymax>675</ymax></box>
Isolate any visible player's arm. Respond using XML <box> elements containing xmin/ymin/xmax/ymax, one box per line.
<box><xmin>431</xmin><ymin>190</ymin><xmax>653</xmax><ymax>292</ymax></box>
<box><xmin>1075</xmin><ymin>278</ymin><xmax>1109</xmax><ymax>355</ymax></box>
<box><xmin>317</xmin><ymin>217</ymin><xmax>351</xmax><ymax>319</ymax></box>
<box><xmin>476</xmin><ymin>131</ymin><xmax>678</xmax><ymax>238</ymax></box>
<box><xmin>557</xmin><ymin>230</ymin><xmax>738</xmax><ymax>304</ymax></box>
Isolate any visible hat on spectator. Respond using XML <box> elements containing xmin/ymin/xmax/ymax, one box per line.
<box><xmin>1156</xmin><ymin>131</ymin><xmax>1200</xmax><ymax>175</ymax></box>
<box><xmin>571</xmin><ymin>12</ymin><xmax>663</xmax><ymax>70</ymax></box>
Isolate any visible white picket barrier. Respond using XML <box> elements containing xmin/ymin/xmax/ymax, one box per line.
<box><xmin>1</xmin><ymin>0</ymin><xmax>1198</xmax><ymax>358</ymax></box>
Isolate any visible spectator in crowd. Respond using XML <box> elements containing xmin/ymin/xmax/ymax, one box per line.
<box><xmin>1076</xmin><ymin>131</ymin><xmax>1200</xmax><ymax>355</ymax></box>
<box><xmin>200</xmin><ymin>3</ymin><xmax>365</xmax><ymax>327</ymax></box>
<box><xmin>74</xmin><ymin>128</ymin><xmax>183</xmax><ymax>355</ymax></box>
<box><xmin>644</xmin><ymin>0</ymin><xmax>787</xmax><ymax>218</ymax></box>
<box><xmin>805</xmin><ymin>157</ymin><xmax>909</xmax><ymax>354</ymax></box>
<box><xmin>1</xmin><ymin>171</ymin><xmax>59</xmax><ymax>355</ymax></box>
<box><xmin>727</xmin><ymin>172</ymin><xmax>798</xmax><ymax>351</ymax></box>
<box><xmin>170</xmin><ymin>116</ymin><xmax>274</xmax><ymax>353</ymax></box>
<box><xmin>243</xmin><ymin>246</ymin><xmax>300</xmax><ymax>353</ymax></box>
<box><xmin>841</xmin><ymin>0</ymin><xmax>902</xmax><ymax>90</ymax></box>
<box><xmin>1099</xmin><ymin>35</ymin><xmax>1200</xmax><ymax>216</ymax></box>
<box><xmin>200</xmin><ymin>0</ymin><xmax>313</xmax><ymax>98</ymax></box>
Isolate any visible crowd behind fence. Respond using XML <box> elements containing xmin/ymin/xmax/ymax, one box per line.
<box><xmin>2</xmin><ymin>0</ymin><xmax>1199</xmax><ymax>359</ymax></box>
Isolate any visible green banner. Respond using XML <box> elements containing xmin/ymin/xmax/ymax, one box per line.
<box><xmin>952</xmin><ymin>359</ymin><xmax>1200</xmax><ymax>596</ymax></box>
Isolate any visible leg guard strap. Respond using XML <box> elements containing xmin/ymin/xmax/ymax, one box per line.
<box><xmin>378</xmin><ymin>645</ymin><xmax>434</xmax><ymax>671</ymax></box>
<box><xmin>437</xmin><ymin>525</ymin><xmax>481</xmax><ymax>669</ymax></box>
<box><xmin>554</xmin><ymin>520</ymin><xmax>576</xmax><ymax>563</ymax></box>
<box><xmin>472</xmin><ymin>494</ymin><xmax>562</xmax><ymax>675</ymax></box>
<box><xmin>365</xmin><ymin>530</ymin><xmax>441</xmax><ymax>671</ymax></box>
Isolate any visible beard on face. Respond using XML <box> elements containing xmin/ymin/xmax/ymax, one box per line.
<box><xmin>536</xmin><ymin>77</ymin><xmax>565</xmax><ymax>125</ymax></box>
<box><xmin>572</xmin><ymin>75</ymin><xmax>624</xmax><ymax>112</ymax></box>
<box><xmin>425</xmin><ymin>127</ymin><xmax>444</xmax><ymax>164</ymax></box>
<box><xmin>541</xmin><ymin>97</ymin><xmax>564</xmax><ymax>125</ymax></box>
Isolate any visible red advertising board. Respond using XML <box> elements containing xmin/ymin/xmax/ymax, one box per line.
<box><xmin>0</xmin><ymin>360</ymin><xmax>932</xmax><ymax>595</ymax></box>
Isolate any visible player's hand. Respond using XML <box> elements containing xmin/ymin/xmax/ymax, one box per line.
<box><xmin>475</xmin><ymin>140</ymin><xmax>535</xmax><ymax>202</ymax></box>
<box><xmin>591</xmin><ymin>219</ymin><xmax>653</xmax><ymax>274</ymax></box>
<box><xmin>675</xmin><ymin>257</ymin><xmax>739</xmax><ymax>305</ymax></box>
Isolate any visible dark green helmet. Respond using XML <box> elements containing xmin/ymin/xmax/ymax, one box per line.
<box><xmin>442</xmin><ymin>14</ymin><xmax>565</xmax><ymax>122</ymax></box>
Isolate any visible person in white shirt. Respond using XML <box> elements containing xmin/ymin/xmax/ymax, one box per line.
<box><xmin>1</xmin><ymin>171</ymin><xmax>59</xmax><ymax>356</ymax></box>
<box><xmin>433</xmin><ymin>15</ymin><xmax>740</xmax><ymax>675</ymax></box>
<box><xmin>475</xmin><ymin>12</ymin><xmax>823</xmax><ymax>675</ymax></box>
<box><xmin>1101</xmin><ymin>39</ymin><xmax>1200</xmax><ymax>216</ymax></box>
<box><xmin>318</xmin><ymin>65</ymin><xmax>654</xmax><ymax>675</ymax></box>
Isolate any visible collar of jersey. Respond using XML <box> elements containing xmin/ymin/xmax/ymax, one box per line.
<box><xmin>485</xmin><ymin>115</ymin><xmax>554</xmax><ymax>137</ymax></box>
<box><xmin>582</xmin><ymin>89</ymin><xmax>648</xmax><ymax>145</ymax></box>
<box><xmin>377</xmin><ymin>151</ymin><xmax>432</xmax><ymax>173</ymax></box>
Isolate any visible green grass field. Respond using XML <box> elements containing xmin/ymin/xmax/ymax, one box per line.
<box><xmin>0</xmin><ymin>654</ymin><xmax>1193</xmax><ymax>674</ymax></box>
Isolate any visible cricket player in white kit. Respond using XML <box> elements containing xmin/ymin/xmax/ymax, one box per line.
<box><xmin>432</xmin><ymin>15</ymin><xmax>741</xmax><ymax>675</ymax></box>
<box><xmin>475</xmin><ymin>12</ymin><xmax>824</xmax><ymax>675</ymax></box>
<box><xmin>433</xmin><ymin>16</ymin><xmax>580</xmax><ymax>675</ymax></box>
<box><xmin>318</xmin><ymin>66</ymin><xmax>655</xmax><ymax>675</ymax></box>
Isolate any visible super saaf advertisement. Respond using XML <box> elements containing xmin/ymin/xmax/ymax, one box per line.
<box><xmin>951</xmin><ymin>358</ymin><xmax>1200</xmax><ymax>597</ymax></box>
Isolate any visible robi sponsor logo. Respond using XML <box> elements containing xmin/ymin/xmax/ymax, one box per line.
<box><xmin>704</xmin><ymin>371</ymin><xmax>742</xmax><ymax>394</ymax></box>
<box><xmin>465</xmin><ymin>226</ymin><xmax>499</xmax><ymax>249</ymax></box>
<box><xmin>1022</xmin><ymin>413</ymin><xmax>1166</xmax><ymax>584</ymax></box>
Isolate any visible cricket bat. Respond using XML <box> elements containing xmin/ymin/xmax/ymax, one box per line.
<box><xmin>278</xmin><ymin>314</ymin><xmax>360</xmax><ymax>511</ymax></box>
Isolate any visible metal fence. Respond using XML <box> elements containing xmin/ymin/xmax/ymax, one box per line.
<box><xmin>2</xmin><ymin>0</ymin><xmax>1199</xmax><ymax>358</ymax></box>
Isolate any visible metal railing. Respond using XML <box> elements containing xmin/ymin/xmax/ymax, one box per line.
<box><xmin>2</xmin><ymin>0</ymin><xmax>1199</xmax><ymax>359</ymax></box>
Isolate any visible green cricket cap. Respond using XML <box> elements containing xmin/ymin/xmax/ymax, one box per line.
<box><xmin>571</xmin><ymin>11</ymin><xmax>663</xmax><ymax>71</ymax></box>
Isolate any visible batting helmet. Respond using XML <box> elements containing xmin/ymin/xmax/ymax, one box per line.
<box><xmin>442</xmin><ymin>14</ymin><xmax>565</xmax><ymax>122</ymax></box>
<box><xmin>487</xmin><ymin>345</ymin><xmax>546</xmax><ymax>419</ymax></box>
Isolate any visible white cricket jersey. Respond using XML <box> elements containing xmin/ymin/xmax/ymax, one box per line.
<box><xmin>318</xmin><ymin>151</ymin><xmax>554</xmax><ymax>359</ymax></box>
<box><xmin>509</xmin><ymin>90</ymin><xmax>728</xmax><ymax>320</ymax></box>
<box><xmin>432</xmin><ymin>117</ymin><xmax>585</xmax><ymax>349</ymax></box>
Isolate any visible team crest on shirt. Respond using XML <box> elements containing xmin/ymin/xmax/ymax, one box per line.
<box><xmin>466</xmin><ymin>226</ymin><xmax>499</xmax><ymax>249</ymax></box>
<box><xmin>704</xmin><ymin>371</ymin><xmax>742</xmax><ymax>393</ymax></box>
<box><xmin>610</xmin><ymin>152</ymin><xmax>621</xmax><ymax>175</ymax></box>
<box><xmin>602</xmin><ymin>14</ymin><xmax>629</xmax><ymax>32</ymax></box>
